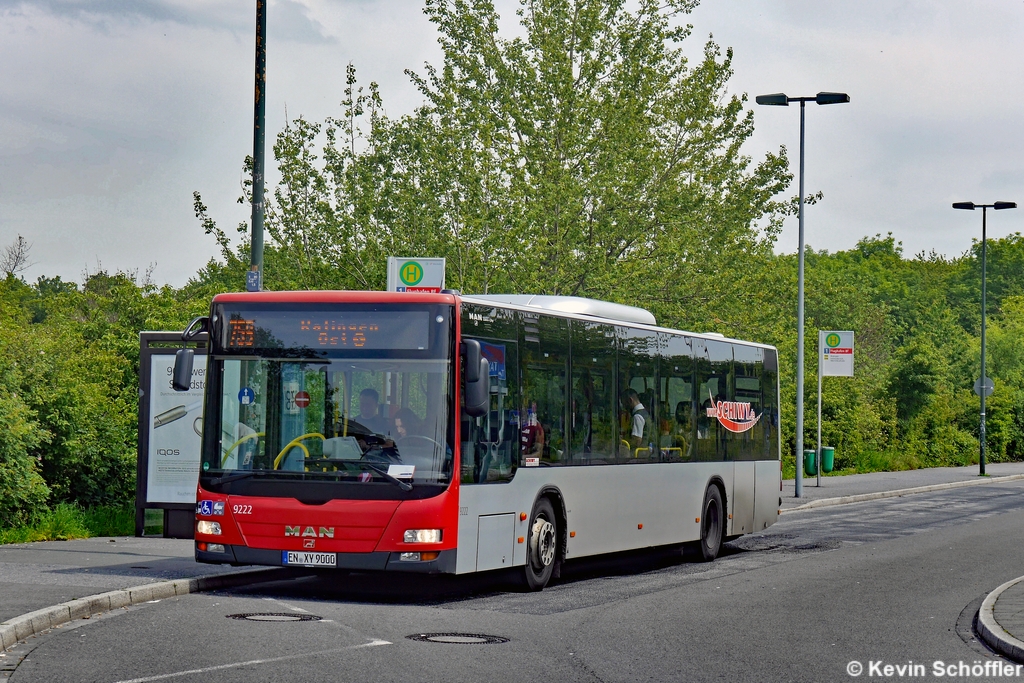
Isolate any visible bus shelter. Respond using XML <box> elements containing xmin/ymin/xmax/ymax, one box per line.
<box><xmin>136</xmin><ymin>331</ymin><xmax>208</xmax><ymax>538</ymax></box>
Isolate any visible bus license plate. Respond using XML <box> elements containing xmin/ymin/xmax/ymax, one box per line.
<box><xmin>282</xmin><ymin>551</ymin><xmax>336</xmax><ymax>567</ymax></box>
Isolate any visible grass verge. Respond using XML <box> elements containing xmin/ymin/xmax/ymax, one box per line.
<box><xmin>0</xmin><ymin>504</ymin><xmax>135</xmax><ymax>544</ymax></box>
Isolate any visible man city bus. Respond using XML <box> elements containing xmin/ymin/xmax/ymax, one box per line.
<box><xmin>174</xmin><ymin>290</ymin><xmax>781</xmax><ymax>590</ymax></box>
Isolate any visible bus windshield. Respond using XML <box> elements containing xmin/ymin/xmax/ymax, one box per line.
<box><xmin>200</xmin><ymin>302</ymin><xmax>454</xmax><ymax>491</ymax></box>
<box><xmin>206</xmin><ymin>357</ymin><xmax>452</xmax><ymax>486</ymax></box>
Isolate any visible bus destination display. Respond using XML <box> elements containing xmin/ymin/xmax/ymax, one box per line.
<box><xmin>221</xmin><ymin>310</ymin><xmax>431</xmax><ymax>351</ymax></box>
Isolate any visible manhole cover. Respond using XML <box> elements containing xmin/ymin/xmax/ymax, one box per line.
<box><xmin>406</xmin><ymin>633</ymin><xmax>509</xmax><ymax>645</ymax></box>
<box><xmin>226</xmin><ymin>613</ymin><xmax>322</xmax><ymax>622</ymax></box>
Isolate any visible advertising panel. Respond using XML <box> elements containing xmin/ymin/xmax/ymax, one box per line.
<box><xmin>146</xmin><ymin>353</ymin><xmax>207</xmax><ymax>504</ymax></box>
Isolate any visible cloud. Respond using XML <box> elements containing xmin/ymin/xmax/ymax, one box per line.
<box><xmin>0</xmin><ymin>0</ymin><xmax>248</xmax><ymax>31</ymax></box>
<box><xmin>0</xmin><ymin>0</ymin><xmax>336</xmax><ymax>43</ymax></box>
<box><xmin>272</xmin><ymin>0</ymin><xmax>336</xmax><ymax>44</ymax></box>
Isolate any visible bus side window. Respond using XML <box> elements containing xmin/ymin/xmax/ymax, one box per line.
<box><xmin>618</xmin><ymin>327</ymin><xmax>658</xmax><ymax>463</ymax></box>
<box><xmin>764</xmin><ymin>348</ymin><xmax>781</xmax><ymax>460</ymax></box>
<box><xmin>693</xmin><ymin>339</ymin><xmax>724</xmax><ymax>462</ymax></box>
<box><xmin>460</xmin><ymin>304</ymin><xmax>519</xmax><ymax>484</ymax></box>
<box><xmin>522</xmin><ymin>314</ymin><xmax>569</xmax><ymax>465</ymax></box>
<box><xmin>570</xmin><ymin>321</ymin><xmax>617</xmax><ymax>465</ymax></box>
<box><xmin>705</xmin><ymin>341</ymin><xmax>732</xmax><ymax>461</ymax></box>
<box><xmin>733</xmin><ymin>344</ymin><xmax>764</xmax><ymax>461</ymax></box>
<box><xmin>660</xmin><ymin>334</ymin><xmax>694</xmax><ymax>463</ymax></box>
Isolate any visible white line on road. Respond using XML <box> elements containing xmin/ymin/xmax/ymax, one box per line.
<box><xmin>110</xmin><ymin>640</ymin><xmax>391</xmax><ymax>683</ymax></box>
<box><xmin>262</xmin><ymin>596</ymin><xmax>308</xmax><ymax>613</ymax></box>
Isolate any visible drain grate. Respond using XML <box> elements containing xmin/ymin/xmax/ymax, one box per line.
<box><xmin>406</xmin><ymin>633</ymin><xmax>509</xmax><ymax>645</ymax></box>
<box><xmin>227</xmin><ymin>613</ymin><xmax>322</xmax><ymax>622</ymax></box>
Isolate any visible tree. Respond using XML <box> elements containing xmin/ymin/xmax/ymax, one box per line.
<box><xmin>249</xmin><ymin>0</ymin><xmax>791</xmax><ymax>325</ymax></box>
<box><xmin>1</xmin><ymin>235</ymin><xmax>33</xmax><ymax>277</ymax></box>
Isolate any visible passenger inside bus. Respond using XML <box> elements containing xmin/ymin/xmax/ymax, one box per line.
<box><xmin>673</xmin><ymin>400</ymin><xmax>693</xmax><ymax>460</ymax></box>
<box><xmin>356</xmin><ymin>388</ymin><xmax>389</xmax><ymax>435</ymax></box>
<box><xmin>393</xmin><ymin>407</ymin><xmax>422</xmax><ymax>440</ymax></box>
<box><xmin>620</xmin><ymin>388</ymin><xmax>653</xmax><ymax>454</ymax></box>
<box><xmin>521</xmin><ymin>402</ymin><xmax>545</xmax><ymax>461</ymax></box>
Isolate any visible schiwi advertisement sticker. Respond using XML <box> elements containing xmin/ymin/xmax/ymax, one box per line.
<box><xmin>706</xmin><ymin>398</ymin><xmax>761</xmax><ymax>434</ymax></box>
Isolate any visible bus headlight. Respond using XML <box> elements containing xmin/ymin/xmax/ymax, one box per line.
<box><xmin>403</xmin><ymin>529</ymin><xmax>442</xmax><ymax>544</ymax></box>
<box><xmin>196</xmin><ymin>521</ymin><xmax>222</xmax><ymax>535</ymax></box>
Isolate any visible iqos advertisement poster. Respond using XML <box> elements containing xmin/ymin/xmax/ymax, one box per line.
<box><xmin>146</xmin><ymin>354</ymin><xmax>207</xmax><ymax>504</ymax></box>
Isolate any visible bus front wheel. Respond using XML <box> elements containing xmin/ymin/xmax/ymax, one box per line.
<box><xmin>519</xmin><ymin>497</ymin><xmax>558</xmax><ymax>591</ymax></box>
<box><xmin>699</xmin><ymin>485</ymin><xmax>723</xmax><ymax>562</ymax></box>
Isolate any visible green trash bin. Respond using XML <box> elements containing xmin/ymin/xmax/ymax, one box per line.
<box><xmin>804</xmin><ymin>450</ymin><xmax>817</xmax><ymax>477</ymax></box>
<box><xmin>821</xmin><ymin>447</ymin><xmax>835</xmax><ymax>474</ymax></box>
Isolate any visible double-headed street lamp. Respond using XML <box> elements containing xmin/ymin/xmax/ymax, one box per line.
<box><xmin>756</xmin><ymin>91</ymin><xmax>849</xmax><ymax>498</ymax></box>
<box><xmin>952</xmin><ymin>200</ymin><xmax>1017</xmax><ymax>476</ymax></box>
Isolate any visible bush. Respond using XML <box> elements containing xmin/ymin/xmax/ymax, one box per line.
<box><xmin>0</xmin><ymin>504</ymin><xmax>133</xmax><ymax>544</ymax></box>
<box><xmin>0</xmin><ymin>503</ymin><xmax>89</xmax><ymax>543</ymax></box>
<box><xmin>81</xmin><ymin>505</ymin><xmax>135</xmax><ymax>537</ymax></box>
<box><xmin>0</xmin><ymin>365</ymin><xmax>50</xmax><ymax>528</ymax></box>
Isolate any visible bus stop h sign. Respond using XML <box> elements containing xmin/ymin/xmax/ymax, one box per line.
<box><xmin>387</xmin><ymin>257</ymin><xmax>445</xmax><ymax>293</ymax></box>
<box><xmin>819</xmin><ymin>330</ymin><xmax>854</xmax><ymax>377</ymax></box>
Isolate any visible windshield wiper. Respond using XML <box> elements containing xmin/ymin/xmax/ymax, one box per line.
<box><xmin>354</xmin><ymin>462</ymin><xmax>413</xmax><ymax>492</ymax></box>
<box><xmin>207</xmin><ymin>471</ymin><xmax>255</xmax><ymax>485</ymax></box>
<box><xmin>206</xmin><ymin>470</ymin><xmax>264</xmax><ymax>485</ymax></box>
<box><xmin>206</xmin><ymin>464</ymin><xmax>412</xmax><ymax>491</ymax></box>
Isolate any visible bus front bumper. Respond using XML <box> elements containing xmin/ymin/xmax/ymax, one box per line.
<box><xmin>195</xmin><ymin>543</ymin><xmax>456</xmax><ymax>574</ymax></box>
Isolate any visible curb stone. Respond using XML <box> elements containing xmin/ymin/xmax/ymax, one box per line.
<box><xmin>780</xmin><ymin>473</ymin><xmax>1024</xmax><ymax>515</ymax></box>
<box><xmin>978</xmin><ymin>576</ymin><xmax>1024</xmax><ymax>663</ymax></box>
<box><xmin>0</xmin><ymin>567</ymin><xmax>289</xmax><ymax>651</ymax></box>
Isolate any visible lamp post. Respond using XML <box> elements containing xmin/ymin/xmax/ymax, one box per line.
<box><xmin>247</xmin><ymin>0</ymin><xmax>267</xmax><ymax>292</ymax></box>
<box><xmin>952</xmin><ymin>200</ymin><xmax>1018</xmax><ymax>476</ymax></box>
<box><xmin>756</xmin><ymin>91</ymin><xmax>849</xmax><ymax>498</ymax></box>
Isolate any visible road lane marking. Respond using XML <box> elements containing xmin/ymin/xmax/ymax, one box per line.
<box><xmin>110</xmin><ymin>640</ymin><xmax>391</xmax><ymax>683</ymax></box>
<box><xmin>262</xmin><ymin>597</ymin><xmax>308</xmax><ymax>613</ymax></box>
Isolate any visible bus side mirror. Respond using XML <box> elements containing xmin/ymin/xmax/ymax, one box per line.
<box><xmin>462</xmin><ymin>340</ymin><xmax>488</xmax><ymax>418</ymax></box>
<box><xmin>172</xmin><ymin>348</ymin><xmax>195</xmax><ymax>392</ymax></box>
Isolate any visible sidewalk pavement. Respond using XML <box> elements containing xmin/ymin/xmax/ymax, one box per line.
<box><xmin>0</xmin><ymin>535</ymin><xmax>241</xmax><ymax>623</ymax></box>
<box><xmin>782</xmin><ymin>462</ymin><xmax>1024</xmax><ymax>510</ymax></box>
<box><xmin>979</xmin><ymin>577</ymin><xmax>1024</xmax><ymax>663</ymax></box>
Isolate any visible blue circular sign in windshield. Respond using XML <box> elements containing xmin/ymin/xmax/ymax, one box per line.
<box><xmin>238</xmin><ymin>387</ymin><xmax>255</xmax><ymax>405</ymax></box>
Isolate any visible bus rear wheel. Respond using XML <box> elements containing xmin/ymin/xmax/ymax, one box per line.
<box><xmin>699</xmin><ymin>485</ymin><xmax>723</xmax><ymax>562</ymax></box>
<box><xmin>519</xmin><ymin>497</ymin><xmax>558</xmax><ymax>591</ymax></box>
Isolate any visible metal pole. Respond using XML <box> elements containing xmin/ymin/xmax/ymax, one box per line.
<box><xmin>795</xmin><ymin>100</ymin><xmax>806</xmax><ymax>498</ymax></box>
<box><xmin>248</xmin><ymin>0</ymin><xmax>267</xmax><ymax>292</ymax></box>
<box><xmin>980</xmin><ymin>206</ymin><xmax>987</xmax><ymax>475</ymax></box>
<box><xmin>817</xmin><ymin>333</ymin><xmax>822</xmax><ymax>487</ymax></box>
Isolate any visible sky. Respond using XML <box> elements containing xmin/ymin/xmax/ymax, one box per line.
<box><xmin>1</xmin><ymin>0</ymin><xmax>1022</xmax><ymax>287</ymax></box>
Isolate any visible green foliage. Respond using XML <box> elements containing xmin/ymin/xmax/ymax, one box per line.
<box><xmin>0</xmin><ymin>504</ymin><xmax>133</xmax><ymax>544</ymax></box>
<box><xmin>0</xmin><ymin>503</ymin><xmax>89</xmax><ymax>543</ymax></box>
<box><xmin>81</xmin><ymin>505</ymin><xmax>136</xmax><ymax>537</ymax></box>
<box><xmin>0</xmin><ymin>268</ymin><xmax>212</xmax><ymax>524</ymax></box>
<box><xmin>4</xmin><ymin>0</ymin><xmax>1024</xmax><ymax>524</ymax></box>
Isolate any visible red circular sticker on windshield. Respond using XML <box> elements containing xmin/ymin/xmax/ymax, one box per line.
<box><xmin>293</xmin><ymin>391</ymin><xmax>310</xmax><ymax>409</ymax></box>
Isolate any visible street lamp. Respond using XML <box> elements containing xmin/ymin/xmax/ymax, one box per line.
<box><xmin>247</xmin><ymin>0</ymin><xmax>267</xmax><ymax>292</ymax></box>
<box><xmin>756</xmin><ymin>91</ymin><xmax>850</xmax><ymax>498</ymax></box>
<box><xmin>952</xmin><ymin>200</ymin><xmax>1018</xmax><ymax>476</ymax></box>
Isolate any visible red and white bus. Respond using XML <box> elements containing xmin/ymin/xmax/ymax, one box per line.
<box><xmin>178</xmin><ymin>290</ymin><xmax>781</xmax><ymax>590</ymax></box>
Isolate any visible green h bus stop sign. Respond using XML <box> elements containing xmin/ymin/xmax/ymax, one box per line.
<box><xmin>386</xmin><ymin>257</ymin><xmax>446</xmax><ymax>293</ymax></box>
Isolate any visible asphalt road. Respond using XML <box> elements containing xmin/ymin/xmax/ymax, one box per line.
<box><xmin>8</xmin><ymin>479</ymin><xmax>1024</xmax><ymax>682</ymax></box>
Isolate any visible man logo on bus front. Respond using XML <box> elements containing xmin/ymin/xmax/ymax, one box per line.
<box><xmin>706</xmin><ymin>399</ymin><xmax>760</xmax><ymax>433</ymax></box>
